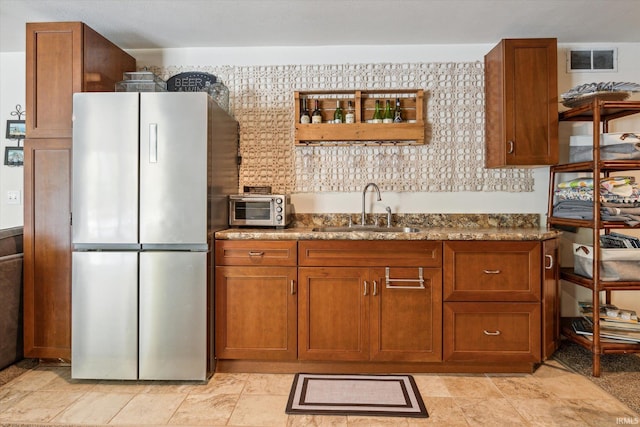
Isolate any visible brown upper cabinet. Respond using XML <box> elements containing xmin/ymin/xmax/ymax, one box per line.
<box><xmin>26</xmin><ymin>22</ymin><xmax>136</xmax><ymax>139</ymax></box>
<box><xmin>484</xmin><ymin>38</ymin><xmax>558</xmax><ymax>168</ymax></box>
<box><xmin>23</xmin><ymin>22</ymin><xmax>135</xmax><ymax>359</ymax></box>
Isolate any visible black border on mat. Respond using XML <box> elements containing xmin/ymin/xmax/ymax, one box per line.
<box><xmin>285</xmin><ymin>373</ymin><xmax>429</xmax><ymax>418</ymax></box>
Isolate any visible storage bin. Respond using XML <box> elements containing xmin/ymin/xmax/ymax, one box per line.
<box><xmin>573</xmin><ymin>243</ymin><xmax>640</xmax><ymax>281</ymax></box>
<box><xmin>115</xmin><ymin>81</ymin><xmax>167</xmax><ymax>92</ymax></box>
<box><xmin>569</xmin><ymin>132</ymin><xmax>640</xmax><ymax>162</ymax></box>
<box><xmin>116</xmin><ymin>71</ymin><xmax>167</xmax><ymax>92</ymax></box>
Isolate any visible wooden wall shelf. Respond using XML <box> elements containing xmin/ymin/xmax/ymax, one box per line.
<box><xmin>294</xmin><ymin>89</ymin><xmax>425</xmax><ymax>146</ymax></box>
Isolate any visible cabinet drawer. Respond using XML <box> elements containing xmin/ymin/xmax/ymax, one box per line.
<box><xmin>443</xmin><ymin>302</ymin><xmax>540</xmax><ymax>362</ymax></box>
<box><xmin>215</xmin><ymin>240</ymin><xmax>297</xmax><ymax>266</ymax></box>
<box><xmin>443</xmin><ymin>241</ymin><xmax>541</xmax><ymax>301</ymax></box>
<box><xmin>298</xmin><ymin>240</ymin><xmax>442</xmax><ymax>267</ymax></box>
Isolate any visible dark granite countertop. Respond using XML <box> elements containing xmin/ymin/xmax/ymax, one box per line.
<box><xmin>216</xmin><ymin>213</ymin><xmax>561</xmax><ymax>241</ymax></box>
<box><xmin>215</xmin><ymin>225</ymin><xmax>560</xmax><ymax>241</ymax></box>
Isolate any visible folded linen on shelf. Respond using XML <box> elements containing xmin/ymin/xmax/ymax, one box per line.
<box><xmin>555</xmin><ymin>176</ymin><xmax>640</xmax><ymax>205</ymax></box>
<box><xmin>553</xmin><ymin>200</ymin><xmax>640</xmax><ymax>226</ymax></box>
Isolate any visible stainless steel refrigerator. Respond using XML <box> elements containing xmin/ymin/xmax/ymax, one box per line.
<box><xmin>71</xmin><ymin>92</ymin><xmax>238</xmax><ymax>380</ymax></box>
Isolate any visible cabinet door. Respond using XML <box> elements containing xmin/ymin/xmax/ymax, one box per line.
<box><xmin>443</xmin><ymin>241</ymin><xmax>541</xmax><ymax>302</ymax></box>
<box><xmin>25</xmin><ymin>22</ymin><xmax>136</xmax><ymax>139</ymax></box>
<box><xmin>298</xmin><ymin>267</ymin><xmax>369</xmax><ymax>361</ymax></box>
<box><xmin>485</xmin><ymin>38</ymin><xmax>558</xmax><ymax>167</ymax></box>
<box><xmin>443</xmin><ymin>302</ymin><xmax>541</xmax><ymax>362</ymax></box>
<box><xmin>542</xmin><ymin>238</ymin><xmax>560</xmax><ymax>359</ymax></box>
<box><xmin>26</xmin><ymin>22</ymin><xmax>83</xmax><ymax>138</ymax></box>
<box><xmin>370</xmin><ymin>267</ymin><xmax>442</xmax><ymax>362</ymax></box>
<box><xmin>23</xmin><ymin>139</ymin><xmax>72</xmax><ymax>359</ymax></box>
<box><xmin>216</xmin><ymin>266</ymin><xmax>297</xmax><ymax>360</ymax></box>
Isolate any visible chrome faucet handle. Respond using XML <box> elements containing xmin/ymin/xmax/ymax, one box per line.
<box><xmin>385</xmin><ymin>206</ymin><xmax>392</xmax><ymax>227</ymax></box>
<box><xmin>348</xmin><ymin>216</ymin><xmax>353</xmax><ymax>227</ymax></box>
<box><xmin>374</xmin><ymin>216</ymin><xmax>379</xmax><ymax>227</ymax></box>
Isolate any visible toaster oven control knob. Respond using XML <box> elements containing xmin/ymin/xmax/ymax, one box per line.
<box><xmin>276</xmin><ymin>198</ymin><xmax>283</xmax><ymax>204</ymax></box>
<box><xmin>276</xmin><ymin>206</ymin><xmax>283</xmax><ymax>213</ymax></box>
<box><xmin>276</xmin><ymin>215</ymin><xmax>283</xmax><ymax>222</ymax></box>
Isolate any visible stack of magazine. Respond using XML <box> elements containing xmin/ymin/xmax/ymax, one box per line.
<box><xmin>572</xmin><ymin>302</ymin><xmax>640</xmax><ymax>343</ymax></box>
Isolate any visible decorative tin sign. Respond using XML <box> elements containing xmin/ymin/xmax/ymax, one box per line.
<box><xmin>167</xmin><ymin>72</ymin><xmax>217</xmax><ymax>92</ymax></box>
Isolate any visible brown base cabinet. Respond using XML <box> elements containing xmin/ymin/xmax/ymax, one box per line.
<box><xmin>214</xmin><ymin>241</ymin><xmax>298</xmax><ymax>361</ymax></box>
<box><xmin>298</xmin><ymin>266</ymin><xmax>442</xmax><ymax>362</ymax></box>
<box><xmin>214</xmin><ymin>237</ymin><xmax>558</xmax><ymax>373</ymax></box>
<box><xmin>443</xmin><ymin>240</ymin><xmax>558</xmax><ymax>363</ymax></box>
<box><xmin>215</xmin><ymin>266</ymin><xmax>297</xmax><ymax>361</ymax></box>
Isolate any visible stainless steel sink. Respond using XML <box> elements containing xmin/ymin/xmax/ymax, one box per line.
<box><xmin>312</xmin><ymin>226</ymin><xmax>420</xmax><ymax>233</ymax></box>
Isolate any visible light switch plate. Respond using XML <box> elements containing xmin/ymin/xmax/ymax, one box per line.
<box><xmin>7</xmin><ymin>190</ymin><xmax>21</xmax><ymax>205</ymax></box>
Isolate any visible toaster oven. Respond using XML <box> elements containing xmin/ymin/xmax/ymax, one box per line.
<box><xmin>229</xmin><ymin>194</ymin><xmax>291</xmax><ymax>228</ymax></box>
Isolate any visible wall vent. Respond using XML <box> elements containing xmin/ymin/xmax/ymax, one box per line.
<box><xmin>567</xmin><ymin>48</ymin><xmax>617</xmax><ymax>72</ymax></box>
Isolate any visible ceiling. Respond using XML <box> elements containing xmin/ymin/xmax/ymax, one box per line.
<box><xmin>1</xmin><ymin>0</ymin><xmax>639</xmax><ymax>53</ymax></box>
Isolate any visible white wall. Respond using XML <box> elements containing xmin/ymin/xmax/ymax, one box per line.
<box><xmin>133</xmin><ymin>44</ymin><xmax>555</xmax><ymax>218</ymax></box>
<box><xmin>0</xmin><ymin>52</ymin><xmax>25</xmax><ymax>229</ymax></box>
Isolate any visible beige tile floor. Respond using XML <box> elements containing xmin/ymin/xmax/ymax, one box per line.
<box><xmin>0</xmin><ymin>360</ymin><xmax>638</xmax><ymax>426</ymax></box>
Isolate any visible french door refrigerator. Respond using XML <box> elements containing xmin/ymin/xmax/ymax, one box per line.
<box><xmin>71</xmin><ymin>92</ymin><xmax>238</xmax><ymax>380</ymax></box>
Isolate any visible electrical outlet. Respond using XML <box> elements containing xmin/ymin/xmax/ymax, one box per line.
<box><xmin>7</xmin><ymin>190</ymin><xmax>21</xmax><ymax>205</ymax></box>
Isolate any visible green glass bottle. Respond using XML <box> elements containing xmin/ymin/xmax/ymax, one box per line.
<box><xmin>372</xmin><ymin>100</ymin><xmax>383</xmax><ymax>123</ymax></box>
<box><xmin>383</xmin><ymin>100</ymin><xmax>393</xmax><ymax>123</ymax></box>
<box><xmin>333</xmin><ymin>100</ymin><xmax>343</xmax><ymax>123</ymax></box>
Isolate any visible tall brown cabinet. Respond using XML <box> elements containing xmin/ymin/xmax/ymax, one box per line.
<box><xmin>23</xmin><ymin>22</ymin><xmax>135</xmax><ymax>359</ymax></box>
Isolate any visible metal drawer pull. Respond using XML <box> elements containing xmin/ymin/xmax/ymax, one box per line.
<box><xmin>483</xmin><ymin>330</ymin><xmax>501</xmax><ymax>336</ymax></box>
<box><xmin>483</xmin><ymin>269</ymin><xmax>501</xmax><ymax>274</ymax></box>
<box><xmin>507</xmin><ymin>140</ymin><xmax>514</xmax><ymax>154</ymax></box>
<box><xmin>385</xmin><ymin>267</ymin><xmax>425</xmax><ymax>289</ymax></box>
<box><xmin>373</xmin><ymin>280</ymin><xmax>378</xmax><ymax>296</ymax></box>
<box><xmin>290</xmin><ymin>280</ymin><xmax>295</xmax><ymax>295</ymax></box>
<box><xmin>364</xmin><ymin>281</ymin><xmax>368</xmax><ymax>296</ymax></box>
<box><xmin>545</xmin><ymin>254</ymin><xmax>554</xmax><ymax>270</ymax></box>
<box><xmin>248</xmin><ymin>251</ymin><xmax>264</xmax><ymax>256</ymax></box>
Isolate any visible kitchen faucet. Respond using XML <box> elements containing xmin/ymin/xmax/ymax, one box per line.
<box><xmin>360</xmin><ymin>182</ymin><xmax>381</xmax><ymax>226</ymax></box>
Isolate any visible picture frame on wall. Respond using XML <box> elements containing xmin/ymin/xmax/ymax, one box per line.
<box><xmin>6</xmin><ymin>120</ymin><xmax>26</xmax><ymax>139</ymax></box>
<box><xmin>4</xmin><ymin>146</ymin><xmax>24</xmax><ymax>166</ymax></box>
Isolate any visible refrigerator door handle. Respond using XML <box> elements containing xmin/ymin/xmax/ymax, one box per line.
<box><xmin>149</xmin><ymin>123</ymin><xmax>158</xmax><ymax>163</ymax></box>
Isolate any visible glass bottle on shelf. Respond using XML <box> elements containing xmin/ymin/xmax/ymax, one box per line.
<box><xmin>345</xmin><ymin>100</ymin><xmax>355</xmax><ymax>123</ymax></box>
<box><xmin>383</xmin><ymin>99</ymin><xmax>394</xmax><ymax>123</ymax></box>
<box><xmin>372</xmin><ymin>100</ymin><xmax>383</xmax><ymax>123</ymax></box>
<box><xmin>394</xmin><ymin>97</ymin><xmax>403</xmax><ymax>123</ymax></box>
<box><xmin>333</xmin><ymin>100</ymin><xmax>343</xmax><ymax>123</ymax></box>
<box><xmin>312</xmin><ymin>99</ymin><xmax>322</xmax><ymax>124</ymax></box>
<box><xmin>300</xmin><ymin>98</ymin><xmax>311</xmax><ymax>124</ymax></box>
